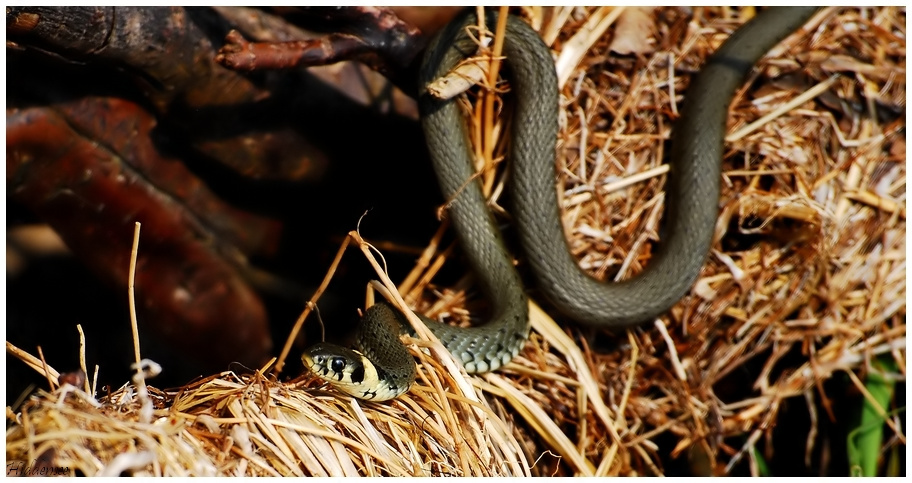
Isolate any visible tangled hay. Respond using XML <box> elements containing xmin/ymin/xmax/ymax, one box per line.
<box><xmin>7</xmin><ymin>6</ymin><xmax>905</xmax><ymax>476</ymax></box>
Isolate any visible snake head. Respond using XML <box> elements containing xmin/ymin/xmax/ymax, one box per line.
<box><xmin>302</xmin><ymin>343</ymin><xmax>364</xmax><ymax>383</ymax></box>
<box><xmin>302</xmin><ymin>342</ymin><xmax>403</xmax><ymax>401</ymax></box>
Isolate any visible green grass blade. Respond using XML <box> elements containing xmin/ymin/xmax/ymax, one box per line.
<box><xmin>847</xmin><ymin>356</ymin><xmax>900</xmax><ymax>476</ymax></box>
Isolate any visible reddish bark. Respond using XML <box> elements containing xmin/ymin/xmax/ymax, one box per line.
<box><xmin>216</xmin><ymin>6</ymin><xmax>432</xmax><ymax>94</ymax></box>
<box><xmin>7</xmin><ymin>6</ymin><xmax>329</xmax><ymax>181</ymax></box>
<box><xmin>8</xmin><ymin>104</ymin><xmax>273</xmax><ymax>368</ymax></box>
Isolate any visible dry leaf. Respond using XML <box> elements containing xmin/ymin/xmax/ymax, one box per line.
<box><xmin>609</xmin><ymin>6</ymin><xmax>655</xmax><ymax>55</ymax></box>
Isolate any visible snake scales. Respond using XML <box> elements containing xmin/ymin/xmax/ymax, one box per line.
<box><xmin>303</xmin><ymin>7</ymin><xmax>820</xmax><ymax>400</ymax></box>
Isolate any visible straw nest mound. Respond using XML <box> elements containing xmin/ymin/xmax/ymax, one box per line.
<box><xmin>7</xmin><ymin>6</ymin><xmax>905</xmax><ymax>476</ymax></box>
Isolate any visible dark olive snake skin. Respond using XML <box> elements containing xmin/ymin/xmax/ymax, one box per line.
<box><xmin>303</xmin><ymin>7</ymin><xmax>819</xmax><ymax>400</ymax></box>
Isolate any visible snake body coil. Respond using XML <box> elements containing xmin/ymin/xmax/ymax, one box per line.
<box><xmin>303</xmin><ymin>7</ymin><xmax>819</xmax><ymax>400</ymax></box>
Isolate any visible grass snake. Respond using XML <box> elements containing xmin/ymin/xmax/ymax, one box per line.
<box><xmin>303</xmin><ymin>7</ymin><xmax>819</xmax><ymax>400</ymax></box>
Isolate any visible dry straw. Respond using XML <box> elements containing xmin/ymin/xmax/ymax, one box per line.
<box><xmin>7</xmin><ymin>6</ymin><xmax>905</xmax><ymax>476</ymax></box>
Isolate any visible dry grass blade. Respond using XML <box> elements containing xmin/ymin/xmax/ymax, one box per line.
<box><xmin>6</xmin><ymin>341</ymin><xmax>60</xmax><ymax>382</ymax></box>
<box><xmin>544</xmin><ymin>5</ymin><xmax>904</xmax><ymax>476</ymax></box>
<box><xmin>484</xmin><ymin>374</ymin><xmax>595</xmax><ymax>475</ymax></box>
<box><xmin>555</xmin><ymin>6</ymin><xmax>624</xmax><ymax>87</ymax></box>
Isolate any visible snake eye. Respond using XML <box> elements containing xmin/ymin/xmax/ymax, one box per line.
<box><xmin>330</xmin><ymin>357</ymin><xmax>346</xmax><ymax>374</ymax></box>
